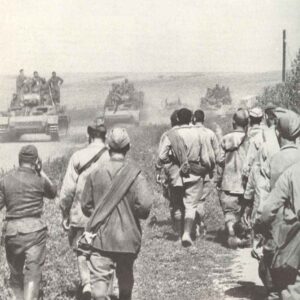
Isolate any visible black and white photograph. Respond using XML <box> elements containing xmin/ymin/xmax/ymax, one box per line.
<box><xmin>0</xmin><ymin>1</ymin><xmax>300</xmax><ymax>299</ymax></box>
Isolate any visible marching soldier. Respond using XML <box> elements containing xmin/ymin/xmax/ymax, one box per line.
<box><xmin>192</xmin><ymin>109</ymin><xmax>220</xmax><ymax>235</ymax></box>
<box><xmin>59</xmin><ymin>122</ymin><xmax>109</xmax><ymax>298</ymax></box>
<box><xmin>81</xmin><ymin>127</ymin><xmax>153</xmax><ymax>300</ymax></box>
<box><xmin>217</xmin><ymin>109</ymin><xmax>249</xmax><ymax>247</ymax></box>
<box><xmin>0</xmin><ymin>145</ymin><xmax>57</xmax><ymax>299</ymax></box>
<box><xmin>157</xmin><ymin>108</ymin><xmax>211</xmax><ymax>247</ymax></box>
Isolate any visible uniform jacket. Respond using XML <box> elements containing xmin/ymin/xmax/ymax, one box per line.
<box><xmin>194</xmin><ymin>123</ymin><xmax>220</xmax><ymax>180</ymax></box>
<box><xmin>158</xmin><ymin>124</ymin><xmax>209</xmax><ymax>184</ymax></box>
<box><xmin>81</xmin><ymin>157</ymin><xmax>153</xmax><ymax>254</ymax></box>
<box><xmin>259</xmin><ymin>162</ymin><xmax>300</xmax><ymax>245</ymax></box>
<box><xmin>0</xmin><ymin>167</ymin><xmax>57</xmax><ymax>235</ymax></box>
<box><xmin>59</xmin><ymin>141</ymin><xmax>109</xmax><ymax>227</ymax></box>
<box><xmin>243</xmin><ymin>124</ymin><xmax>264</xmax><ymax>178</ymax></box>
<box><xmin>218</xmin><ymin>129</ymin><xmax>248</xmax><ymax>194</ymax></box>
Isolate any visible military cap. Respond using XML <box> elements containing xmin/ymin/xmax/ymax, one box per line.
<box><xmin>276</xmin><ymin>109</ymin><xmax>300</xmax><ymax>140</ymax></box>
<box><xmin>233</xmin><ymin>109</ymin><xmax>249</xmax><ymax>127</ymax></box>
<box><xmin>19</xmin><ymin>145</ymin><xmax>38</xmax><ymax>164</ymax></box>
<box><xmin>107</xmin><ymin>127</ymin><xmax>130</xmax><ymax>150</ymax></box>
<box><xmin>249</xmin><ymin>107</ymin><xmax>263</xmax><ymax>118</ymax></box>
<box><xmin>264</xmin><ymin>102</ymin><xmax>277</xmax><ymax>111</ymax></box>
<box><xmin>87</xmin><ymin>119</ymin><xmax>107</xmax><ymax>136</ymax></box>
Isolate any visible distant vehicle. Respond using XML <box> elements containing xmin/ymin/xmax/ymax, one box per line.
<box><xmin>161</xmin><ymin>97</ymin><xmax>186</xmax><ymax>110</ymax></box>
<box><xmin>0</xmin><ymin>87</ymin><xmax>69</xmax><ymax>142</ymax></box>
<box><xmin>201</xmin><ymin>84</ymin><xmax>232</xmax><ymax>109</ymax></box>
<box><xmin>101</xmin><ymin>79</ymin><xmax>144</xmax><ymax>126</ymax></box>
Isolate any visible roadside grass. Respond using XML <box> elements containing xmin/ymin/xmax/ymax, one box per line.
<box><xmin>0</xmin><ymin>120</ymin><xmax>235</xmax><ymax>300</ymax></box>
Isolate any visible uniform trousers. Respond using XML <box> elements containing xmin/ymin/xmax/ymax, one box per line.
<box><xmin>88</xmin><ymin>250</ymin><xmax>136</xmax><ymax>300</ymax></box>
<box><xmin>5</xmin><ymin>228</ymin><xmax>47</xmax><ymax>295</ymax></box>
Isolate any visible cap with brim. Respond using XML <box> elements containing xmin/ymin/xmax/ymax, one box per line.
<box><xmin>276</xmin><ymin>109</ymin><xmax>300</xmax><ymax>140</ymax></box>
<box><xmin>107</xmin><ymin>127</ymin><xmax>130</xmax><ymax>150</ymax></box>
<box><xmin>19</xmin><ymin>145</ymin><xmax>38</xmax><ymax>164</ymax></box>
<box><xmin>265</xmin><ymin>102</ymin><xmax>277</xmax><ymax>111</ymax></box>
<box><xmin>87</xmin><ymin>119</ymin><xmax>107</xmax><ymax>136</ymax></box>
<box><xmin>249</xmin><ymin>107</ymin><xmax>263</xmax><ymax>118</ymax></box>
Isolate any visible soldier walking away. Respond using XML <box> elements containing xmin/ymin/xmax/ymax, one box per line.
<box><xmin>256</xmin><ymin>160</ymin><xmax>300</xmax><ymax>300</ymax></box>
<box><xmin>156</xmin><ymin>110</ymin><xmax>181</xmax><ymax>233</ymax></box>
<box><xmin>16</xmin><ymin>69</ymin><xmax>26</xmax><ymax>101</ymax></box>
<box><xmin>80</xmin><ymin>127</ymin><xmax>153</xmax><ymax>300</ymax></box>
<box><xmin>48</xmin><ymin>71</ymin><xmax>63</xmax><ymax>104</ymax></box>
<box><xmin>253</xmin><ymin>110</ymin><xmax>300</xmax><ymax>300</ymax></box>
<box><xmin>217</xmin><ymin>109</ymin><xmax>249</xmax><ymax>248</ymax></box>
<box><xmin>192</xmin><ymin>109</ymin><xmax>220</xmax><ymax>236</ymax></box>
<box><xmin>0</xmin><ymin>145</ymin><xmax>57</xmax><ymax>300</ymax></box>
<box><xmin>59</xmin><ymin>122</ymin><xmax>109</xmax><ymax>299</ymax></box>
<box><xmin>157</xmin><ymin>108</ymin><xmax>211</xmax><ymax>247</ymax></box>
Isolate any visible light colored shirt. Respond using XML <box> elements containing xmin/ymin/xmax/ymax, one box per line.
<box><xmin>158</xmin><ymin>124</ymin><xmax>206</xmax><ymax>184</ymax></box>
<box><xmin>59</xmin><ymin>140</ymin><xmax>110</xmax><ymax>227</ymax></box>
<box><xmin>219</xmin><ymin>129</ymin><xmax>248</xmax><ymax>194</ymax></box>
<box><xmin>259</xmin><ymin>162</ymin><xmax>300</xmax><ymax>244</ymax></box>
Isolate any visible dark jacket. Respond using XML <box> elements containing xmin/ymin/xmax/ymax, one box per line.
<box><xmin>0</xmin><ymin>167</ymin><xmax>57</xmax><ymax>235</ymax></box>
<box><xmin>81</xmin><ymin>158</ymin><xmax>153</xmax><ymax>254</ymax></box>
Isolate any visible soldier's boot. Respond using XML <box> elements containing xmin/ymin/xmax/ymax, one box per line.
<box><xmin>181</xmin><ymin>218</ymin><xmax>194</xmax><ymax>247</ymax></box>
<box><xmin>78</xmin><ymin>255</ymin><xmax>91</xmax><ymax>299</ymax></box>
<box><xmin>24</xmin><ymin>280</ymin><xmax>39</xmax><ymax>300</ymax></box>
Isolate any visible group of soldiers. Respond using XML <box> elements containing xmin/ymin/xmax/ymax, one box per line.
<box><xmin>14</xmin><ymin>69</ymin><xmax>64</xmax><ymax>106</ymax></box>
<box><xmin>0</xmin><ymin>122</ymin><xmax>153</xmax><ymax>300</ymax></box>
<box><xmin>156</xmin><ymin>105</ymin><xmax>300</xmax><ymax>299</ymax></box>
<box><xmin>1</xmin><ymin>101</ymin><xmax>300</xmax><ymax>300</ymax></box>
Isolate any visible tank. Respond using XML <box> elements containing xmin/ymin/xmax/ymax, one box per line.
<box><xmin>101</xmin><ymin>79</ymin><xmax>144</xmax><ymax>126</ymax></box>
<box><xmin>161</xmin><ymin>97</ymin><xmax>185</xmax><ymax>111</ymax></box>
<box><xmin>0</xmin><ymin>88</ymin><xmax>70</xmax><ymax>142</ymax></box>
<box><xmin>200</xmin><ymin>85</ymin><xmax>232</xmax><ymax>109</ymax></box>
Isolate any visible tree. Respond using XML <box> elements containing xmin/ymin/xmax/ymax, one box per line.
<box><xmin>257</xmin><ymin>49</ymin><xmax>300</xmax><ymax>112</ymax></box>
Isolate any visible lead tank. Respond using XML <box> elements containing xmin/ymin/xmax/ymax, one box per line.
<box><xmin>0</xmin><ymin>87</ymin><xmax>69</xmax><ymax>142</ymax></box>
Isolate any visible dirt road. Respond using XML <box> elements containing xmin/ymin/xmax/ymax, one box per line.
<box><xmin>0</xmin><ymin>127</ymin><xmax>86</xmax><ymax>172</ymax></box>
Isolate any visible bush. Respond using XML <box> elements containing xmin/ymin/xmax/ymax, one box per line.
<box><xmin>257</xmin><ymin>49</ymin><xmax>300</xmax><ymax>112</ymax></box>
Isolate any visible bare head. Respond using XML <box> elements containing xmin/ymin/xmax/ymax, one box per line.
<box><xmin>192</xmin><ymin>109</ymin><xmax>205</xmax><ymax>124</ymax></box>
<box><xmin>177</xmin><ymin>108</ymin><xmax>192</xmax><ymax>126</ymax></box>
<box><xmin>232</xmin><ymin>109</ymin><xmax>249</xmax><ymax>130</ymax></box>
<box><xmin>170</xmin><ymin>110</ymin><xmax>179</xmax><ymax>127</ymax></box>
<box><xmin>52</xmin><ymin>71</ymin><xmax>56</xmax><ymax>77</ymax></box>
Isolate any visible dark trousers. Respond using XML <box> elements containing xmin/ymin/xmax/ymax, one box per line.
<box><xmin>5</xmin><ymin>229</ymin><xmax>47</xmax><ymax>297</ymax></box>
<box><xmin>88</xmin><ymin>251</ymin><xmax>136</xmax><ymax>300</ymax></box>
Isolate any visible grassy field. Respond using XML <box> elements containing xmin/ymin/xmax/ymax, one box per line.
<box><xmin>0</xmin><ymin>118</ymin><xmax>236</xmax><ymax>300</ymax></box>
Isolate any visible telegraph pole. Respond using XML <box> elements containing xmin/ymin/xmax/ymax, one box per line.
<box><xmin>282</xmin><ymin>29</ymin><xmax>286</xmax><ymax>82</ymax></box>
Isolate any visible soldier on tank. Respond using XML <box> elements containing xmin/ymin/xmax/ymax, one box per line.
<box><xmin>48</xmin><ymin>71</ymin><xmax>64</xmax><ymax>104</ymax></box>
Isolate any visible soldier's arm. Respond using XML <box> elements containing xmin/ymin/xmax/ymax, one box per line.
<box><xmin>258</xmin><ymin>169</ymin><xmax>291</xmax><ymax>226</ymax></box>
<box><xmin>218</xmin><ymin>138</ymin><xmax>226</xmax><ymax>167</ymax></box>
<box><xmin>81</xmin><ymin>174</ymin><xmax>94</xmax><ymax>217</ymax></box>
<box><xmin>41</xmin><ymin>171</ymin><xmax>57</xmax><ymax>199</ymax></box>
<box><xmin>133</xmin><ymin>173</ymin><xmax>153</xmax><ymax>219</ymax></box>
<box><xmin>157</xmin><ymin>134</ymin><xmax>172</xmax><ymax>165</ymax></box>
<box><xmin>211</xmin><ymin>133</ymin><xmax>220</xmax><ymax>164</ymax></box>
<box><xmin>59</xmin><ymin>154</ymin><xmax>79</xmax><ymax>218</ymax></box>
<box><xmin>58</xmin><ymin>77</ymin><xmax>64</xmax><ymax>85</ymax></box>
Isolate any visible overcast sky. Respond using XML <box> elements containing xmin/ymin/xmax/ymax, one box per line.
<box><xmin>0</xmin><ymin>0</ymin><xmax>299</xmax><ymax>74</ymax></box>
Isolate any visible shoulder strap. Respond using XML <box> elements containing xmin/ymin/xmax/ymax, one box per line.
<box><xmin>86</xmin><ymin>164</ymin><xmax>141</xmax><ymax>232</ymax></box>
<box><xmin>78</xmin><ymin>147</ymin><xmax>107</xmax><ymax>175</ymax></box>
<box><xmin>167</xmin><ymin>129</ymin><xmax>188</xmax><ymax>165</ymax></box>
